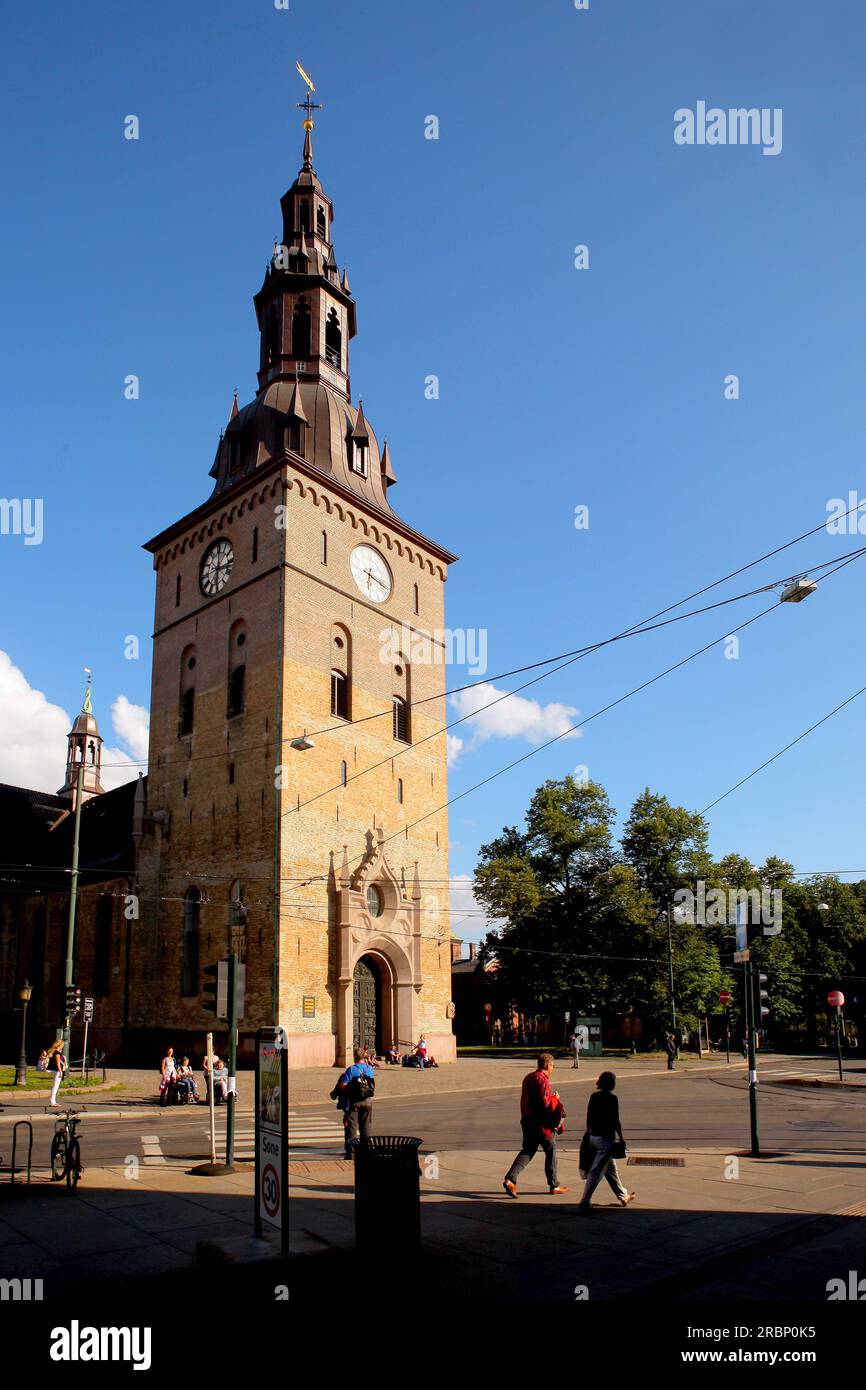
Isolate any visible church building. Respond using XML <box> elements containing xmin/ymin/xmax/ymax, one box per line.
<box><xmin>0</xmin><ymin>107</ymin><xmax>457</xmax><ymax>1069</ymax></box>
<box><xmin>133</xmin><ymin>107</ymin><xmax>458</xmax><ymax>1067</ymax></box>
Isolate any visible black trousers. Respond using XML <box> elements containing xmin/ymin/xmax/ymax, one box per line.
<box><xmin>505</xmin><ymin>1118</ymin><xmax>559</xmax><ymax>1187</ymax></box>
<box><xmin>344</xmin><ymin>1100</ymin><xmax>373</xmax><ymax>1152</ymax></box>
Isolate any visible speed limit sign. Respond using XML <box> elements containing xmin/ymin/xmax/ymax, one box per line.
<box><xmin>261</xmin><ymin>1163</ymin><xmax>280</xmax><ymax>1221</ymax></box>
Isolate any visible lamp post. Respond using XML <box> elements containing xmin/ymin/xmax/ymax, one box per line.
<box><xmin>15</xmin><ymin>979</ymin><xmax>33</xmax><ymax>1087</ymax></box>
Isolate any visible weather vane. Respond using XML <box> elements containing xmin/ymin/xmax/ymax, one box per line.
<box><xmin>295</xmin><ymin>60</ymin><xmax>322</xmax><ymax>130</ymax></box>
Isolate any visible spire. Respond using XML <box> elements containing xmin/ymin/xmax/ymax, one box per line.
<box><xmin>286</xmin><ymin>371</ymin><xmax>308</xmax><ymax>423</ymax></box>
<box><xmin>351</xmin><ymin>398</ymin><xmax>370</xmax><ymax>441</ymax></box>
<box><xmin>229</xmin><ymin>390</ymin><xmax>239</xmax><ymax>421</ymax></box>
<box><xmin>381</xmin><ymin>439</ymin><xmax>396</xmax><ymax>487</ymax></box>
<box><xmin>341</xmin><ymin>267</ymin><xmax>351</xmax><ymax>295</ymax></box>
<box><xmin>59</xmin><ymin>667</ymin><xmax>104</xmax><ymax>803</ymax></box>
<box><xmin>295</xmin><ymin>63</ymin><xmax>322</xmax><ymax>173</ymax></box>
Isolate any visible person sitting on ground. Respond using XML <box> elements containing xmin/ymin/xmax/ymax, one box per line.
<box><xmin>365</xmin><ymin>1048</ymin><xmax>381</xmax><ymax>1068</ymax></box>
<box><xmin>385</xmin><ymin>1043</ymin><xmax>400</xmax><ymax>1064</ymax></box>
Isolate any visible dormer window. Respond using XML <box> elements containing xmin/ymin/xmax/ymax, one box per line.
<box><xmin>286</xmin><ymin>418</ymin><xmax>305</xmax><ymax>456</ymax></box>
<box><xmin>351</xmin><ymin>441</ymin><xmax>368</xmax><ymax>477</ymax></box>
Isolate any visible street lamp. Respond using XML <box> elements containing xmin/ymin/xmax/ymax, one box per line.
<box><xmin>15</xmin><ymin>979</ymin><xmax>33</xmax><ymax>1087</ymax></box>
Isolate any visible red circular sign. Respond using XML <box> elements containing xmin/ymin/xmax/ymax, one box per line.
<box><xmin>719</xmin><ymin>990</ymin><xmax>732</xmax><ymax>1004</ymax></box>
<box><xmin>261</xmin><ymin>1163</ymin><xmax>280</xmax><ymax>1218</ymax></box>
<box><xmin>827</xmin><ymin>990</ymin><xmax>845</xmax><ymax>1009</ymax></box>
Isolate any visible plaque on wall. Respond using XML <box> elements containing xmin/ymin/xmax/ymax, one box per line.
<box><xmin>302</xmin><ymin>995</ymin><xmax>316</xmax><ymax>1018</ymax></box>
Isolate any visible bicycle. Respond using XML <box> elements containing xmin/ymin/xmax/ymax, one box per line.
<box><xmin>49</xmin><ymin>1108</ymin><xmax>85</xmax><ymax>1188</ymax></box>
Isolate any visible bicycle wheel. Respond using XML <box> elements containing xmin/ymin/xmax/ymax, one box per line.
<box><xmin>66</xmin><ymin>1138</ymin><xmax>81</xmax><ymax>1189</ymax></box>
<box><xmin>50</xmin><ymin>1132</ymin><xmax>66</xmax><ymax>1182</ymax></box>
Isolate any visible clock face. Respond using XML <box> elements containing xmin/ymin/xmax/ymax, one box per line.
<box><xmin>200</xmin><ymin>539</ymin><xmax>234</xmax><ymax>596</ymax></box>
<box><xmin>350</xmin><ymin>545</ymin><xmax>392</xmax><ymax>603</ymax></box>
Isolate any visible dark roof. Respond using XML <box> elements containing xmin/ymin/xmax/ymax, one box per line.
<box><xmin>0</xmin><ymin>778</ymin><xmax>139</xmax><ymax>897</ymax></box>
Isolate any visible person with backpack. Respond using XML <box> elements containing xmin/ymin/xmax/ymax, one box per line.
<box><xmin>333</xmin><ymin>1045</ymin><xmax>376</xmax><ymax>1158</ymax></box>
<box><xmin>502</xmin><ymin>1052</ymin><xmax>568</xmax><ymax>1197</ymax></box>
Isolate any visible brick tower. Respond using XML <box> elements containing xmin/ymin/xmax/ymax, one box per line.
<box><xmin>134</xmin><ymin>103</ymin><xmax>457</xmax><ymax>1068</ymax></box>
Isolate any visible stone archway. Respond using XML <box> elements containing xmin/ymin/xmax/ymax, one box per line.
<box><xmin>334</xmin><ymin>828</ymin><xmax>422</xmax><ymax>1067</ymax></box>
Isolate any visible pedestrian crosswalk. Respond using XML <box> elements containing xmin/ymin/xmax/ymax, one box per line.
<box><xmin>288</xmin><ymin>1108</ymin><xmax>346</xmax><ymax>1157</ymax></box>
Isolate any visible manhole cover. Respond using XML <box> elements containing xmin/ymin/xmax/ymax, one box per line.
<box><xmin>627</xmin><ymin>1157</ymin><xmax>685</xmax><ymax>1167</ymax></box>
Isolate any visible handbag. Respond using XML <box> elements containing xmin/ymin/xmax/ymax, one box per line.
<box><xmin>578</xmin><ymin>1131</ymin><xmax>594</xmax><ymax>1178</ymax></box>
<box><xmin>610</xmin><ymin>1138</ymin><xmax>627</xmax><ymax>1160</ymax></box>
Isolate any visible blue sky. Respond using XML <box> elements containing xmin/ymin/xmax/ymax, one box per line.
<box><xmin>1</xmin><ymin>1</ymin><xmax>864</xmax><ymax>933</ymax></box>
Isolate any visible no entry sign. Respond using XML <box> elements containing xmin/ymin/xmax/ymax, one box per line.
<box><xmin>719</xmin><ymin>990</ymin><xmax>732</xmax><ymax>1005</ymax></box>
<box><xmin>827</xmin><ymin>990</ymin><xmax>845</xmax><ymax>1009</ymax></box>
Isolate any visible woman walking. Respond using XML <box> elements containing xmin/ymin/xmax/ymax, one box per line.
<box><xmin>577</xmin><ymin>1071</ymin><xmax>635</xmax><ymax>1211</ymax></box>
<box><xmin>47</xmin><ymin>1040</ymin><xmax>67</xmax><ymax>1107</ymax></box>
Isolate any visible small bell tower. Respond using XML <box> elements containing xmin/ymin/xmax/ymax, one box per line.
<box><xmin>59</xmin><ymin>670</ymin><xmax>104</xmax><ymax>803</ymax></box>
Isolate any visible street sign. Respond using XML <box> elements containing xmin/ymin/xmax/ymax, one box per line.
<box><xmin>254</xmin><ymin>1027</ymin><xmax>289</xmax><ymax>1253</ymax></box>
<box><xmin>719</xmin><ymin>990</ymin><xmax>732</xmax><ymax>1005</ymax></box>
<box><xmin>827</xmin><ymin>990</ymin><xmax>845</xmax><ymax>1009</ymax></box>
<box><xmin>733</xmin><ymin>949</ymin><xmax>750</xmax><ymax>963</ymax></box>
<box><xmin>84</xmin><ymin>997</ymin><xmax>94</xmax><ymax>1022</ymax></box>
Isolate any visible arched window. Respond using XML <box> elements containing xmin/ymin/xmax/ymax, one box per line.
<box><xmin>299</xmin><ymin>201</ymin><xmax>310</xmax><ymax>232</ymax></box>
<box><xmin>397</xmin><ymin>777</ymin><xmax>404</xmax><ymax>804</ymax></box>
<box><xmin>413</xmin><ymin>583</ymin><xmax>419</xmax><ymax>615</ymax></box>
<box><xmin>325</xmin><ymin>307</ymin><xmax>341</xmax><ymax>368</ymax></box>
<box><xmin>321</xmin><ymin>531</ymin><xmax>328</xmax><ymax>565</ymax></box>
<box><xmin>316</xmin><ymin>205</ymin><xmax>327</xmax><ymax>238</ymax></box>
<box><xmin>291</xmin><ymin>299</ymin><xmax>311</xmax><ymax>359</ymax></box>
<box><xmin>331</xmin><ymin>625</ymin><xmax>351</xmax><ymax>720</ymax></box>
<box><xmin>393</xmin><ymin>696</ymin><xmax>409</xmax><ymax>743</ymax></box>
<box><xmin>341</xmin><ymin>760</ymin><xmax>348</xmax><ymax>787</ymax></box>
<box><xmin>227</xmin><ymin>621</ymin><xmax>247</xmax><ymax>717</ymax></box>
<box><xmin>179</xmin><ymin>646</ymin><xmax>196</xmax><ymax>737</ymax></box>
<box><xmin>265</xmin><ymin>302</ymin><xmax>281</xmax><ymax>364</ymax></box>
<box><xmin>94</xmin><ymin>895</ymin><xmax>112</xmax><ymax>998</ymax></box>
<box><xmin>252</xmin><ymin>527</ymin><xmax>259</xmax><ymax>563</ymax></box>
<box><xmin>182</xmin><ymin>888</ymin><xmax>200</xmax><ymax>997</ymax></box>
<box><xmin>331</xmin><ymin>669</ymin><xmax>348</xmax><ymax>720</ymax></box>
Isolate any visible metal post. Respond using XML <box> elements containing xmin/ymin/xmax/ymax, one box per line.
<box><xmin>745</xmin><ymin>960</ymin><xmax>759</xmax><ymax>1156</ymax></box>
<box><xmin>666</xmin><ymin>908</ymin><xmax>677</xmax><ymax>1035</ymax></box>
<box><xmin>81</xmin><ymin>1015</ymin><xmax>89</xmax><ymax>1078</ymax></box>
<box><xmin>15</xmin><ymin>995</ymin><xmax>30</xmax><ymax>1087</ymax></box>
<box><xmin>835</xmin><ymin>1007</ymin><xmax>844</xmax><ymax>1083</ymax></box>
<box><xmin>206</xmin><ymin>1031</ymin><xmax>216</xmax><ymax>1165</ymax></box>
<box><xmin>725</xmin><ymin>1008</ymin><xmax>731</xmax><ymax>1064</ymax></box>
<box><xmin>225</xmin><ymin>953</ymin><xmax>237</xmax><ymax>1170</ymax></box>
<box><xmin>61</xmin><ymin>763</ymin><xmax>85</xmax><ymax>1045</ymax></box>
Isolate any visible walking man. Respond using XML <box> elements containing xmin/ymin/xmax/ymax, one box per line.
<box><xmin>502</xmin><ymin>1052</ymin><xmax>568</xmax><ymax>1197</ymax></box>
<box><xmin>570</xmin><ymin>1031</ymin><xmax>581</xmax><ymax>1069</ymax></box>
<box><xmin>336</xmin><ymin>1045</ymin><xmax>376</xmax><ymax>1158</ymax></box>
<box><xmin>664</xmin><ymin>1030</ymin><xmax>676</xmax><ymax>1071</ymax></box>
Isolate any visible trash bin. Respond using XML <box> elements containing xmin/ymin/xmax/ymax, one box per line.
<box><xmin>352</xmin><ymin>1135</ymin><xmax>422</xmax><ymax>1255</ymax></box>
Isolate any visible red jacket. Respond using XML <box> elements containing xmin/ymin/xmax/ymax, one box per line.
<box><xmin>519</xmin><ymin>1069</ymin><xmax>563</xmax><ymax>1138</ymax></box>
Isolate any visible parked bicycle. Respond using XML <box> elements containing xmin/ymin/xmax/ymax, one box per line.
<box><xmin>50</xmin><ymin>1107</ymin><xmax>84</xmax><ymax>1188</ymax></box>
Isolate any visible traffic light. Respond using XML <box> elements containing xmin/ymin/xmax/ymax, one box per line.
<box><xmin>753</xmin><ymin>972</ymin><xmax>770</xmax><ymax>1027</ymax></box>
<box><xmin>65</xmin><ymin>984</ymin><xmax>82</xmax><ymax>1016</ymax></box>
<box><xmin>201</xmin><ymin>960</ymin><xmax>228</xmax><ymax>1018</ymax></box>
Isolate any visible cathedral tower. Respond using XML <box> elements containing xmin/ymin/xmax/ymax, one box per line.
<box><xmin>59</xmin><ymin>676</ymin><xmax>104</xmax><ymax>803</ymax></box>
<box><xmin>135</xmin><ymin>97</ymin><xmax>457</xmax><ymax>1067</ymax></box>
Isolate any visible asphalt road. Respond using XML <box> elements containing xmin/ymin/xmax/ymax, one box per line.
<box><xmin>4</xmin><ymin>1055</ymin><xmax>862</xmax><ymax>1174</ymax></box>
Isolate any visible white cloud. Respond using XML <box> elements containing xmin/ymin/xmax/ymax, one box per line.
<box><xmin>449</xmin><ymin>681</ymin><xmax>581</xmax><ymax>748</ymax></box>
<box><xmin>110</xmin><ymin>695</ymin><xmax>150</xmax><ymax>762</ymax></box>
<box><xmin>446</xmin><ymin>734</ymin><xmax>464</xmax><ymax>767</ymax></box>
<box><xmin>0</xmin><ymin>651</ymin><xmax>70</xmax><ymax>793</ymax></box>
<box><xmin>0</xmin><ymin>650</ymin><xmax>147</xmax><ymax>794</ymax></box>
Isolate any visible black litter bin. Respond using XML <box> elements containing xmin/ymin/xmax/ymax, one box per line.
<box><xmin>352</xmin><ymin>1135</ymin><xmax>422</xmax><ymax>1255</ymax></box>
